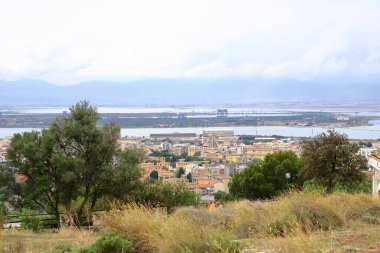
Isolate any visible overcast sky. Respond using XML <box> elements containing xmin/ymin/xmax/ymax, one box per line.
<box><xmin>1</xmin><ymin>0</ymin><xmax>380</xmax><ymax>85</ymax></box>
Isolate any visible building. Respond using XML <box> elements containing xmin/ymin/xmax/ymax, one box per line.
<box><xmin>368</xmin><ymin>154</ymin><xmax>380</xmax><ymax>196</ymax></box>
<box><xmin>217</xmin><ymin>109</ymin><xmax>228</xmax><ymax>118</ymax></box>
<box><xmin>358</xmin><ymin>147</ymin><xmax>377</xmax><ymax>158</ymax></box>
<box><xmin>150</xmin><ymin>133</ymin><xmax>197</xmax><ymax>139</ymax></box>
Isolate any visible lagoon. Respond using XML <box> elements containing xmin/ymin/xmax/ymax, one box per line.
<box><xmin>1</xmin><ymin>120</ymin><xmax>379</xmax><ymax>140</ymax></box>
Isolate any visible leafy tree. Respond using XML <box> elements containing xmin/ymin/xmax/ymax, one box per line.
<box><xmin>5</xmin><ymin>101</ymin><xmax>144</xmax><ymax>227</ymax></box>
<box><xmin>176</xmin><ymin>168</ymin><xmax>185</xmax><ymax>178</ymax></box>
<box><xmin>186</xmin><ymin>172</ymin><xmax>193</xmax><ymax>183</ymax></box>
<box><xmin>229</xmin><ymin>151</ymin><xmax>300</xmax><ymax>200</ymax></box>
<box><xmin>358</xmin><ymin>141</ymin><xmax>372</xmax><ymax>148</ymax></box>
<box><xmin>150</xmin><ymin>170</ymin><xmax>159</xmax><ymax>180</ymax></box>
<box><xmin>91</xmin><ymin>148</ymin><xmax>145</xmax><ymax>208</ymax></box>
<box><xmin>299</xmin><ymin>130</ymin><xmax>367</xmax><ymax>191</ymax></box>
<box><xmin>0</xmin><ymin>164</ymin><xmax>13</xmax><ymax>214</ymax></box>
<box><xmin>6</xmin><ymin>130</ymin><xmax>79</xmax><ymax>228</ymax></box>
<box><xmin>49</xmin><ymin>101</ymin><xmax>120</xmax><ymax>224</ymax></box>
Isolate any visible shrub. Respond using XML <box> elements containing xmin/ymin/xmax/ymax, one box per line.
<box><xmin>302</xmin><ymin>179</ymin><xmax>327</xmax><ymax>195</ymax></box>
<box><xmin>214</xmin><ymin>190</ymin><xmax>235</xmax><ymax>203</ymax></box>
<box><xmin>131</xmin><ymin>182</ymin><xmax>199</xmax><ymax>213</ymax></box>
<box><xmin>101</xmin><ymin>204</ymin><xmax>163</xmax><ymax>252</ymax></box>
<box><xmin>53</xmin><ymin>243</ymin><xmax>74</xmax><ymax>253</ymax></box>
<box><xmin>333</xmin><ymin>179</ymin><xmax>372</xmax><ymax>194</ymax></box>
<box><xmin>287</xmin><ymin>196</ymin><xmax>343</xmax><ymax>231</ymax></box>
<box><xmin>20</xmin><ymin>209</ymin><xmax>42</xmax><ymax>232</ymax></box>
<box><xmin>80</xmin><ymin>234</ymin><xmax>133</xmax><ymax>253</ymax></box>
<box><xmin>229</xmin><ymin>200</ymin><xmax>271</xmax><ymax>238</ymax></box>
<box><xmin>101</xmin><ymin>204</ymin><xmax>240</xmax><ymax>253</ymax></box>
<box><xmin>267</xmin><ymin>214</ymin><xmax>299</xmax><ymax>236</ymax></box>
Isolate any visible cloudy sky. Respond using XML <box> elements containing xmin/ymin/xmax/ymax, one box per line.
<box><xmin>1</xmin><ymin>0</ymin><xmax>380</xmax><ymax>85</ymax></box>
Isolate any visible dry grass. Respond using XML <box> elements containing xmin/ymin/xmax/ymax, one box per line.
<box><xmin>0</xmin><ymin>227</ymin><xmax>98</xmax><ymax>253</ymax></box>
<box><xmin>1</xmin><ymin>192</ymin><xmax>380</xmax><ymax>252</ymax></box>
<box><xmin>100</xmin><ymin>192</ymin><xmax>380</xmax><ymax>253</ymax></box>
<box><xmin>101</xmin><ymin>204</ymin><xmax>240</xmax><ymax>253</ymax></box>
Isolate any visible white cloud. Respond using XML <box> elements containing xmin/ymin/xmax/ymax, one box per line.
<box><xmin>263</xmin><ymin>31</ymin><xmax>349</xmax><ymax>79</ymax></box>
<box><xmin>0</xmin><ymin>0</ymin><xmax>380</xmax><ymax>84</ymax></box>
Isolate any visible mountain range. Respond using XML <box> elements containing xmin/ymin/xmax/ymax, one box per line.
<box><xmin>0</xmin><ymin>78</ymin><xmax>378</xmax><ymax>106</ymax></box>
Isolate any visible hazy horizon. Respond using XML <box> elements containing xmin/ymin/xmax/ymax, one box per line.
<box><xmin>1</xmin><ymin>0</ymin><xmax>380</xmax><ymax>91</ymax></box>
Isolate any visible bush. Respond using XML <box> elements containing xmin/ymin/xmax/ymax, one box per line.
<box><xmin>302</xmin><ymin>179</ymin><xmax>327</xmax><ymax>195</ymax></box>
<box><xmin>20</xmin><ymin>209</ymin><xmax>42</xmax><ymax>232</ymax></box>
<box><xmin>333</xmin><ymin>179</ymin><xmax>372</xmax><ymax>194</ymax></box>
<box><xmin>229</xmin><ymin>200</ymin><xmax>270</xmax><ymax>238</ymax></box>
<box><xmin>131</xmin><ymin>182</ymin><xmax>199</xmax><ymax>213</ymax></box>
<box><xmin>101</xmin><ymin>204</ymin><xmax>240</xmax><ymax>253</ymax></box>
<box><xmin>80</xmin><ymin>234</ymin><xmax>133</xmax><ymax>253</ymax></box>
<box><xmin>267</xmin><ymin>214</ymin><xmax>299</xmax><ymax>236</ymax></box>
<box><xmin>214</xmin><ymin>190</ymin><xmax>236</xmax><ymax>203</ymax></box>
<box><xmin>53</xmin><ymin>243</ymin><xmax>74</xmax><ymax>253</ymax></box>
<box><xmin>101</xmin><ymin>204</ymin><xmax>163</xmax><ymax>252</ymax></box>
<box><xmin>288</xmin><ymin>196</ymin><xmax>343</xmax><ymax>231</ymax></box>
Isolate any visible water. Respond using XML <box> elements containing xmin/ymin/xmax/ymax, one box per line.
<box><xmin>2</xmin><ymin>120</ymin><xmax>379</xmax><ymax>139</ymax></box>
<box><xmin>0</xmin><ymin>128</ymin><xmax>42</xmax><ymax>138</ymax></box>
<box><xmin>121</xmin><ymin>122</ymin><xmax>380</xmax><ymax>140</ymax></box>
<box><xmin>2</xmin><ymin>105</ymin><xmax>380</xmax><ymax>116</ymax></box>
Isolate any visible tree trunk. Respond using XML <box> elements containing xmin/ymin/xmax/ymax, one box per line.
<box><xmin>76</xmin><ymin>185</ymin><xmax>90</xmax><ymax>226</ymax></box>
<box><xmin>55</xmin><ymin>209</ymin><xmax>61</xmax><ymax>230</ymax></box>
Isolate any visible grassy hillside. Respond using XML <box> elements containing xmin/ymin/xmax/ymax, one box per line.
<box><xmin>1</xmin><ymin>192</ymin><xmax>380</xmax><ymax>252</ymax></box>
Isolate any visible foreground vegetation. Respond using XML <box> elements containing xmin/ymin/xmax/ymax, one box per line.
<box><xmin>2</xmin><ymin>192</ymin><xmax>380</xmax><ymax>253</ymax></box>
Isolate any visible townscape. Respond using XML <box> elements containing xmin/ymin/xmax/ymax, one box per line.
<box><xmin>2</xmin><ymin>1</ymin><xmax>380</xmax><ymax>252</ymax></box>
<box><xmin>2</xmin><ymin>127</ymin><xmax>380</xmax><ymax>200</ymax></box>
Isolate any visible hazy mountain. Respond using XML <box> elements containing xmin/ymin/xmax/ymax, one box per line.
<box><xmin>0</xmin><ymin>78</ymin><xmax>377</xmax><ymax>106</ymax></box>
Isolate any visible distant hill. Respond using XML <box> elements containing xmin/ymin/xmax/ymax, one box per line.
<box><xmin>0</xmin><ymin>78</ymin><xmax>378</xmax><ymax>106</ymax></box>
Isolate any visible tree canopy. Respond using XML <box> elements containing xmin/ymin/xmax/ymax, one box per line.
<box><xmin>150</xmin><ymin>170</ymin><xmax>159</xmax><ymax>180</ymax></box>
<box><xmin>4</xmin><ymin>101</ymin><xmax>144</xmax><ymax>227</ymax></box>
<box><xmin>229</xmin><ymin>151</ymin><xmax>300</xmax><ymax>200</ymax></box>
<box><xmin>299</xmin><ymin>129</ymin><xmax>367</xmax><ymax>191</ymax></box>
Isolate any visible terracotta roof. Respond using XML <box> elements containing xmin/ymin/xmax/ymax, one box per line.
<box><xmin>369</xmin><ymin>155</ymin><xmax>380</xmax><ymax>162</ymax></box>
<box><xmin>187</xmin><ymin>184</ymin><xmax>215</xmax><ymax>189</ymax></box>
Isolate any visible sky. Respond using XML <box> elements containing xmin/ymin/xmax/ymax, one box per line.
<box><xmin>0</xmin><ymin>0</ymin><xmax>380</xmax><ymax>85</ymax></box>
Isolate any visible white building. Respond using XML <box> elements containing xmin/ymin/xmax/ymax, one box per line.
<box><xmin>358</xmin><ymin>147</ymin><xmax>377</xmax><ymax>158</ymax></box>
<box><xmin>368</xmin><ymin>155</ymin><xmax>380</xmax><ymax>197</ymax></box>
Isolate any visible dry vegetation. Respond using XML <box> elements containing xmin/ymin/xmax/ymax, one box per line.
<box><xmin>100</xmin><ymin>192</ymin><xmax>380</xmax><ymax>253</ymax></box>
<box><xmin>2</xmin><ymin>192</ymin><xmax>380</xmax><ymax>252</ymax></box>
<box><xmin>0</xmin><ymin>227</ymin><xmax>98</xmax><ymax>252</ymax></box>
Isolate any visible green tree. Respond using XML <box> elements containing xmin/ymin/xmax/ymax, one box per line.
<box><xmin>5</xmin><ymin>101</ymin><xmax>144</xmax><ymax>227</ymax></box>
<box><xmin>180</xmin><ymin>152</ymin><xmax>188</xmax><ymax>159</ymax></box>
<box><xmin>229</xmin><ymin>151</ymin><xmax>300</xmax><ymax>200</ymax></box>
<box><xmin>49</xmin><ymin>101</ymin><xmax>120</xmax><ymax>224</ymax></box>
<box><xmin>299</xmin><ymin>130</ymin><xmax>367</xmax><ymax>191</ymax></box>
<box><xmin>150</xmin><ymin>170</ymin><xmax>159</xmax><ymax>180</ymax></box>
<box><xmin>186</xmin><ymin>172</ymin><xmax>193</xmax><ymax>183</ymax></box>
<box><xmin>6</xmin><ymin>130</ymin><xmax>79</xmax><ymax>228</ymax></box>
<box><xmin>176</xmin><ymin>168</ymin><xmax>185</xmax><ymax>178</ymax></box>
<box><xmin>0</xmin><ymin>164</ymin><xmax>13</xmax><ymax>214</ymax></box>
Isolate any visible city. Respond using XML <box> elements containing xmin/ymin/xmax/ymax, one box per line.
<box><xmin>2</xmin><ymin>0</ymin><xmax>380</xmax><ymax>252</ymax></box>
